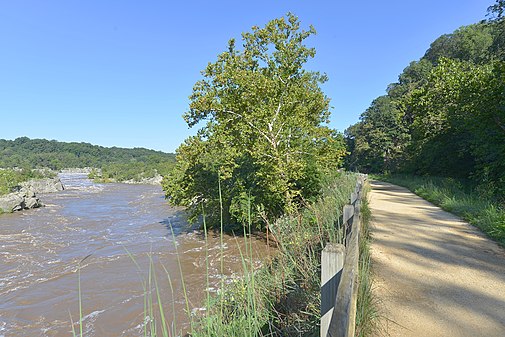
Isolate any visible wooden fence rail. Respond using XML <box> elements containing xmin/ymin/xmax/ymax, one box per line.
<box><xmin>321</xmin><ymin>174</ymin><xmax>366</xmax><ymax>337</ymax></box>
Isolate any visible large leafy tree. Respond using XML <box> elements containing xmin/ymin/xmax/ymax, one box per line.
<box><xmin>163</xmin><ymin>14</ymin><xmax>346</xmax><ymax>228</ymax></box>
<box><xmin>409</xmin><ymin>58</ymin><xmax>505</xmax><ymax>194</ymax></box>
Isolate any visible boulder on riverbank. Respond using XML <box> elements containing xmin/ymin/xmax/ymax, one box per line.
<box><xmin>0</xmin><ymin>190</ymin><xmax>42</xmax><ymax>213</ymax></box>
<box><xmin>0</xmin><ymin>177</ymin><xmax>64</xmax><ymax>214</ymax></box>
<box><xmin>20</xmin><ymin>177</ymin><xmax>64</xmax><ymax>194</ymax></box>
<box><xmin>122</xmin><ymin>174</ymin><xmax>163</xmax><ymax>185</ymax></box>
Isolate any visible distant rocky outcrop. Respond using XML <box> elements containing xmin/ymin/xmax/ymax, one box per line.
<box><xmin>60</xmin><ymin>167</ymin><xmax>95</xmax><ymax>174</ymax></box>
<box><xmin>0</xmin><ymin>177</ymin><xmax>65</xmax><ymax>214</ymax></box>
<box><xmin>20</xmin><ymin>177</ymin><xmax>65</xmax><ymax>194</ymax></box>
<box><xmin>0</xmin><ymin>190</ymin><xmax>42</xmax><ymax>213</ymax></box>
<box><xmin>123</xmin><ymin>174</ymin><xmax>163</xmax><ymax>185</ymax></box>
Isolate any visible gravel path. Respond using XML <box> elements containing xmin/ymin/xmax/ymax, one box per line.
<box><xmin>369</xmin><ymin>181</ymin><xmax>505</xmax><ymax>337</ymax></box>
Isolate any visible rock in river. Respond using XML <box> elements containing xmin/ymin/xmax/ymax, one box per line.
<box><xmin>0</xmin><ymin>190</ymin><xmax>42</xmax><ymax>213</ymax></box>
<box><xmin>20</xmin><ymin>177</ymin><xmax>65</xmax><ymax>194</ymax></box>
<box><xmin>0</xmin><ymin>177</ymin><xmax>63</xmax><ymax>213</ymax></box>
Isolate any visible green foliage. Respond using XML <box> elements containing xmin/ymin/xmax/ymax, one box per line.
<box><xmin>0</xmin><ymin>168</ymin><xmax>55</xmax><ymax>195</ymax></box>
<box><xmin>0</xmin><ymin>137</ymin><xmax>176</xmax><ymax>183</ymax></box>
<box><xmin>0</xmin><ymin>137</ymin><xmax>175</xmax><ymax>171</ymax></box>
<box><xmin>0</xmin><ymin>170</ymin><xmax>23</xmax><ymax>195</ymax></box>
<box><xmin>163</xmin><ymin>14</ymin><xmax>347</xmax><ymax>229</ymax></box>
<box><xmin>408</xmin><ymin>58</ymin><xmax>505</xmax><ymax>194</ymax></box>
<box><xmin>93</xmin><ymin>161</ymin><xmax>175</xmax><ymax>183</ymax></box>
<box><xmin>355</xmin><ymin>188</ymin><xmax>380</xmax><ymax>337</ymax></box>
<box><xmin>423</xmin><ymin>24</ymin><xmax>493</xmax><ymax>64</ymax></box>
<box><xmin>194</xmin><ymin>173</ymin><xmax>360</xmax><ymax>336</ymax></box>
<box><xmin>346</xmin><ymin>95</ymin><xmax>410</xmax><ymax>173</ymax></box>
<box><xmin>346</xmin><ymin>7</ymin><xmax>505</xmax><ymax>200</ymax></box>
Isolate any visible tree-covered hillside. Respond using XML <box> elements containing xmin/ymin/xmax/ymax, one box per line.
<box><xmin>0</xmin><ymin>137</ymin><xmax>175</xmax><ymax>175</ymax></box>
<box><xmin>346</xmin><ymin>1</ymin><xmax>505</xmax><ymax>200</ymax></box>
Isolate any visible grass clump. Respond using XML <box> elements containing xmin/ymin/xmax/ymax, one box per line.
<box><xmin>355</xmin><ymin>185</ymin><xmax>380</xmax><ymax>337</ymax></box>
<box><xmin>377</xmin><ymin>174</ymin><xmax>505</xmax><ymax>246</ymax></box>
<box><xmin>71</xmin><ymin>172</ymin><xmax>380</xmax><ymax>336</ymax></box>
<box><xmin>192</xmin><ymin>172</ymin><xmax>379</xmax><ymax>336</ymax></box>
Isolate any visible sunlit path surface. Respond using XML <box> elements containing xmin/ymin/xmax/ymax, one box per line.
<box><xmin>369</xmin><ymin>181</ymin><xmax>505</xmax><ymax>337</ymax></box>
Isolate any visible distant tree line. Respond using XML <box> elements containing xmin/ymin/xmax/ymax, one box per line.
<box><xmin>0</xmin><ymin>137</ymin><xmax>176</xmax><ymax>181</ymax></box>
<box><xmin>90</xmin><ymin>161</ymin><xmax>174</xmax><ymax>182</ymax></box>
<box><xmin>346</xmin><ymin>1</ymin><xmax>505</xmax><ymax>200</ymax></box>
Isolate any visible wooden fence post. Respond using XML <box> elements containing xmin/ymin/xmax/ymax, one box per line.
<box><xmin>343</xmin><ymin>205</ymin><xmax>354</xmax><ymax>245</ymax></box>
<box><xmin>321</xmin><ymin>175</ymin><xmax>366</xmax><ymax>337</ymax></box>
<box><xmin>350</xmin><ymin>192</ymin><xmax>358</xmax><ymax>206</ymax></box>
<box><xmin>329</xmin><ymin>201</ymin><xmax>361</xmax><ymax>337</ymax></box>
<box><xmin>321</xmin><ymin>243</ymin><xmax>345</xmax><ymax>337</ymax></box>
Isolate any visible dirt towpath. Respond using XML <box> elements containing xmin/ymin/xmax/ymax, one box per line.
<box><xmin>369</xmin><ymin>181</ymin><xmax>505</xmax><ymax>337</ymax></box>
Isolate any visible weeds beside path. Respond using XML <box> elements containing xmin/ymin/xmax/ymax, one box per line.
<box><xmin>376</xmin><ymin>175</ymin><xmax>505</xmax><ymax>246</ymax></box>
<box><xmin>369</xmin><ymin>180</ymin><xmax>505</xmax><ymax>337</ymax></box>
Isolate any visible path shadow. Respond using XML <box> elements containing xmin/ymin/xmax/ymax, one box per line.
<box><xmin>369</xmin><ymin>180</ymin><xmax>505</xmax><ymax>336</ymax></box>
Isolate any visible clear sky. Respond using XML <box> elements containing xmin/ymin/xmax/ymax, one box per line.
<box><xmin>0</xmin><ymin>0</ymin><xmax>492</xmax><ymax>153</ymax></box>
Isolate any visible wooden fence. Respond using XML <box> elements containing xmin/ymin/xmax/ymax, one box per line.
<box><xmin>320</xmin><ymin>175</ymin><xmax>366</xmax><ymax>337</ymax></box>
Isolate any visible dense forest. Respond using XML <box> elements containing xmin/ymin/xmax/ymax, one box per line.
<box><xmin>346</xmin><ymin>2</ymin><xmax>505</xmax><ymax>201</ymax></box>
<box><xmin>0</xmin><ymin>137</ymin><xmax>176</xmax><ymax>180</ymax></box>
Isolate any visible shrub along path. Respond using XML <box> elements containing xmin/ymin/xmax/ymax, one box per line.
<box><xmin>369</xmin><ymin>181</ymin><xmax>505</xmax><ymax>337</ymax></box>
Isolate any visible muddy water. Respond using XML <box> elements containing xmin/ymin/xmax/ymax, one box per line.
<box><xmin>0</xmin><ymin>174</ymin><xmax>268</xmax><ymax>336</ymax></box>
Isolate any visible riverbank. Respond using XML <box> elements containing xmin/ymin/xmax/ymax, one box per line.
<box><xmin>185</xmin><ymin>173</ymin><xmax>378</xmax><ymax>336</ymax></box>
<box><xmin>0</xmin><ymin>169</ymin><xmax>64</xmax><ymax>213</ymax></box>
<box><xmin>0</xmin><ymin>171</ymin><xmax>378</xmax><ymax>335</ymax></box>
<box><xmin>90</xmin><ymin>173</ymin><xmax>163</xmax><ymax>185</ymax></box>
<box><xmin>52</xmin><ymin>167</ymin><xmax>163</xmax><ymax>185</ymax></box>
<box><xmin>88</xmin><ymin>162</ymin><xmax>168</xmax><ymax>185</ymax></box>
<box><xmin>0</xmin><ymin>166</ymin><xmax>165</xmax><ymax>214</ymax></box>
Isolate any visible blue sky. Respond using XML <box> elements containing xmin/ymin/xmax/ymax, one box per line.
<box><xmin>0</xmin><ymin>0</ymin><xmax>492</xmax><ymax>153</ymax></box>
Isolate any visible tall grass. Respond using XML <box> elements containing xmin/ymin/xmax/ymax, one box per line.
<box><xmin>70</xmin><ymin>254</ymin><xmax>92</xmax><ymax>337</ymax></box>
<box><xmin>191</xmin><ymin>182</ymin><xmax>270</xmax><ymax>337</ymax></box>
<box><xmin>191</xmin><ymin>172</ymin><xmax>376</xmax><ymax>336</ymax></box>
<box><xmin>378</xmin><ymin>174</ymin><xmax>505</xmax><ymax>246</ymax></box>
<box><xmin>355</xmin><ymin>186</ymin><xmax>380</xmax><ymax>337</ymax></box>
<box><xmin>125</xmin><ymin>233</ymin><xmax>195</xmax><ymax>337</ymax></box>
<box><xmin>71</xmin><ymin>172</ymin><xmax>379</xmax><ymax>336</ymax></box>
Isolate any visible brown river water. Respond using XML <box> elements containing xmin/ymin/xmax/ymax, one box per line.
<box><xmin>0</xmin><ymin>174</ymin><xmax>268</xmax><ymax>336</ymax></box>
